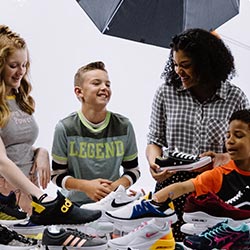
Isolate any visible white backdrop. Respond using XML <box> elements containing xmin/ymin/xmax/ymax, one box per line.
<box><xmin>1</xmin><ymin>0</ymin><xmax>250</xmax><ymax>195</ymax></box>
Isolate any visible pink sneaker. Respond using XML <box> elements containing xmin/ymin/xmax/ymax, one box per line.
<box><xmin>183</xmin><ymin>192</ymin><xmax>250</xmax><ymax>227</ymax></box>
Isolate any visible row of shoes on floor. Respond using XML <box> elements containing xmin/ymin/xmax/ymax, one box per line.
<box><xmin>0</xmin><ymin>184</ymin><xmax>250</xmax><ymax>249</ymax></box>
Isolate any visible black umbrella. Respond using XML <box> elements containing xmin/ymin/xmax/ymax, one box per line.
<box><xmin>76</xmin><ymin>0</ymin><xmax>240</xmax><ymax>49</ymax></box>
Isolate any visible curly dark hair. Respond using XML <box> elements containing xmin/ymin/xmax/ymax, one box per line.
<box><xmin>162</xmin><ymin>28</ymin><xmax>236</xmax><ymax>89</ymax></box>
<box><xmin>229</xmin><ymin>109</ymin><xmax>250</xmax><ymax>124</ymax></box>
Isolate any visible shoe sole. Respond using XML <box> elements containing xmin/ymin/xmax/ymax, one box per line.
<box><xmin>180</xmin><ymin>223</ymin><xmax>208</xmax><ymax>235</ymax></box>
<box><xmin>108</xmin><ymin>239</ymin><xmax>175</xmax><ymax>250</ymax></box>
<box><xmin>0</xmin><ymin>245</ymin><xmax>37</xmax><ymax>250</ymax></box>
<box><xmin>108</xmin><ymin>237</ymin><xmax>175</xmax><ymax>250</ymax></box>
<box><xmin>158</xmin><ymin>156</ymin><xmax>211</xmax><ymax>172</ymax></box>
<box><xmin>0</xmin><ymin>218</ymin><xmax>28</xmax><ymax>226</ymax></box>
<box><xmin>183</xmin><ymin>211</ymin><xmax>250</xmax><ymax>226</ymax></box>
<box><xmin>43</xmin><ymin>244</ymin><xmax>107</xmax><ymax>250</ymax></box>
<box><xmin>10</xmin><ymin>224</ymin><xmax>45</xmax><ymax>235</ymax></box>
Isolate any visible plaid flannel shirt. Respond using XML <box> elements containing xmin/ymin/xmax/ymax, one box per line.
<box><xmin>147</xmin><ymin>81</ymin><xmax>250</xmax><ymax>155</ymax></box>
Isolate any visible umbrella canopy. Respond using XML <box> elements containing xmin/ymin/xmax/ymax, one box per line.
<box><xmin>76</xmin><ymin>0</ymin><xmax>240</xmax><ymax>48</ymax></box>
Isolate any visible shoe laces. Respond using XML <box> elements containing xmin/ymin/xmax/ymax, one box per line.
<box><xmin>226</xmin><ymin>186</ymin><xmax>249</xmax><ymax>205</ymax></box>
<box><xmin>202</xmin><ymin>192</ymin><xmax>240</xmax><ymax>211</ymax></box>
<box><xmin>129</xmin><ymin>221</ymin><xmax>148</xmax><ymax>234</ymax></box>
<box><xmin>1</xmin><ymin>225</ymin><xmax>37</xmax><ymax>245</ymax></box>
<box><xmin>170</xmin><ymin>151</ymin><xmax>198</xmax><ymax>160</ymax></box>
<box><xmin>66</xmin><ymin>228</ymin><xmax>94</xmax><ymax>240</ymax></box>
<box><xmin>201</xmin><ymin>221</ymin><xmax>228</xmax><ymax>238</ymax></box>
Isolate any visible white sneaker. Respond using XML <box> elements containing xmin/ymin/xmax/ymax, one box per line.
<box><xmin>107</xmin><ymin>218</ymin><xmax>171</xmax><ymax>250</ymax></box>
<box><xmin>180</xmin><ymin>222</ymin><xmax>208</xmax><ymax>235</ymax></box>
<box><xmin>80</xmin><ymin>185</ymin><xmax>143</xmax><ymax>212</ymax></box>
<box><xmin>105</xmin><ymin>198</ymin><xmax>177</xmax><ymax>232</ymax></box>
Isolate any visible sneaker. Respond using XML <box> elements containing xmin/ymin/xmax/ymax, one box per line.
<box><xmin>105</xmin><ymin>198</ymin><xmax>177</xmax><ymax>232</ymax></box>
<box><xmin>107</xmin><ymin>218</ymin><xmax>175</xmax><ymax>250</ymax></box>
<box><xmin>181</xmin><ymin>222</ymin><xmax>208</xmax><ymax>235</ymax></box>
<box><xmin>0</xmin><ymin>192</ymin><xmax>28</xmax><ymax>225</ymax></box>
<box><xmin>226</xmin><ymin>185</ymin><xmax>250</xmax><ymax>210</ymax></box>
<box><xmin>183</xmin><ymin>192</ymin><xmax>250</xmax><ymax>227</ymax></box>
<box><xmin>0</xmin><ymin>191</ymin><xmax>18</xmax><ymax>208</ymax></box>
<box><xmin>42</xmin><ymin>226</ymin><xmax>107</xmax><ymax>249</ymax></box>
<box><xmin>30</xmin><ymin>190</ymin><xmax>102</xmax><ymax>226</ymax></box>
<box><xmin>80</xmin><ymin>185</ymin><xmax>143</xmax><ymax>212</ymax></box>
<box><xmin>231</xmin><ymin>232</ymin><xmax>250</xmax><ymax>250</ymax></box>
<box><xmin>183</xmin><ymin>220</ymin><xmax>250</xmax><ymax>250</ymax></box>
<box><xmin>155</xmin><ymin>150</ymin><xmax>212</xmax><ymax>172</ymax></box>
<box><xmin>10</xmin><ymin>219</ymin><xmax>44</xmax><ymax>235</ymax></box>
<box><xmin>82</xmin><ymin>220</ymin><xmax>114</xmax><ymax>236</ymax></box>
<box><xmin>0</xmin><ymin>224</ymin><xmax>38</xmax><ymax>249</ymax></box>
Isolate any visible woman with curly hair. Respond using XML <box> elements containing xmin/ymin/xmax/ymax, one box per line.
<box><xmin>146</xmin><ymin>28</ymin><xmax>250</xmax><ymax>241</ymax></box>
<box><xmin>0</xmin><ymin>24</ymin><xmax>51</xmax><ymax>214</ymax></box>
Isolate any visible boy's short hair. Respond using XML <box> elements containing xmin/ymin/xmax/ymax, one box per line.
<box><xmin>74</xmin><ymin>61</ymin><xmax>107</xmax><ymax>86</ymax></box>
<box><xmin>229</xmin><ymin>109</ymin><xmax>250</xmax><ymax>124</ymax></box>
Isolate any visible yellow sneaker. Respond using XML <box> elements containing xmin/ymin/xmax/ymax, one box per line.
<box><xmin>149</xmin><ymin>228</ymin><xmax>175</xmax><ymax>250</ymax></box>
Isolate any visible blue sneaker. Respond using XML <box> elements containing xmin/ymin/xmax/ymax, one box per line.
<box><xmin>105</xmin><ymin>198</ymin><xmax>177</xmax><ymax>232</ymax></box>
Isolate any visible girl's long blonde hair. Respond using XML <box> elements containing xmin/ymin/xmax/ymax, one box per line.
<box><xmin>0</xmin><ymin>25</ymin><xmax>35</xmax><ymax>127</ymax></box>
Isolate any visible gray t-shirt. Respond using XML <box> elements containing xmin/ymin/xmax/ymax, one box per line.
<box><xmin>0</xmin><ymin>96</ymin><xmax>39</xmax><ymax>176</ymax></box>
<box><xmin>52</xmin><ymin>110</ymin><xmax>138</xmax><ymax>204</ymax></box>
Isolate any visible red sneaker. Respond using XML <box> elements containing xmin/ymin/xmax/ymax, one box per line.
<box><xmin>183</xmin><ymin>192</ymin><xmax>250</xmax><ymax>227</ymax></box>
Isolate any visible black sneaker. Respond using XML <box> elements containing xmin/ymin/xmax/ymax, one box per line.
<box><xmin>155</xmin><ymin>150</ymin><xmax>211</xmax><ymax>172</ymax></box>
<box><xmin>30</xmin><ymin>190</ymin><xmax>102</xmax><ymax>226</ymax></box>
<box><xmin>183</xmin><ymin>220</ymin><xmax>250</xmax><ymax>250</ymax></box>
<box><xmin>42</xmin><ymin>226</ymin><xmax>107</xmax><ymax>249</ymax></box>
<box><xmin>0</xmin><ymin>192</ymin><xmax>28</xmax><ymax>225</ymax></box>
<box><xmin>0</xmin><ymin>191</ymin><xmax>17</xmax><ymax>208</ymax></box>
<box><xmin>0</xmin><ymin>224</ymin><xmax>38</xmax><ymax>249</ymax></box>
<box><xmin>226</xmin><ymin>185</ymin><xmax>250</xmax><ymax>210</ymax></box>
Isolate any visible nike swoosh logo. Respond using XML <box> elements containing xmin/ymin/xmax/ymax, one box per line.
<box><xmin>111</xmin><ymin>199</ymin><xmax>132</xmax><ymax>208</ymax></box>
<box><xmin>146</xmin><ymin>232</ymin><xmax>158</xmax><ymax>238</ymax></box>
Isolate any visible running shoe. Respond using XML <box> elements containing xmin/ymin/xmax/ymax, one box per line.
<box><xmin>180</xmin><ymin>222</ymin><xmax>208</xmax><ymax>235</ymax></box>
<box><xmin>231</xmin><ymin>232</ymin><xmax>250</xmax><ymax>250</ymax></box>
<box><xmin>0</xmin><ymin>224</ymin><xmax>38</xmax><ymax>249</ymax></box>
<box><xmin>226</xmin><ymin>185</ymin><xmax>250</xmax><ymax>210</ymax></box>
<box><xmin>10</xmin><ymin>219</ymin><xmax>44</xmax><ymax>235</ymax></box>
<box><xmin>181</xmin><ymin>223</ymin><xmax>250</xmax><ymax>248</ymax></box>
<box><xmin>183</xmin><ymin>192</ymin><xmax>250</xmax><ymax>226</ymax></box>
<box><xmin>30</xmin><ymin>190</ymin><xmax>102</xmax><ymax>226</ymax></box>
<box><xmin>80</xmin><ymin>185</ymin><xmax>143</xmax><ymax>212</ymax></box>
<box><xmin>183</xmin><ymin>220</ymin><xmax>250</xmax><ymax>250</ymax></box>
<box><xmin>105</xmin><ymin>198</ymin><xmax>177</xmax><ymax>232</ymax></box>
<box><xmin>0</xmin><ymin>192</ymin><xmax>28</xmax><ymax>225</ymax></box>
<box><xmin>42</xmin><ymin>226</ymin><xmax>107</xmax><ymax>249</ymax></box>
<box><xmin>107</xmin><ymin>218</ymin><xmax>175</xmax><ymax>250</ymax></box>
<box><xmin>155</xmin><ymin>150</ymin><xmax>211</xmax><ymax>172</ymax></box>
<box><xmin>0</xmin><ymin>191</ymin><xmax>18</xmax><ymax>208</ymax></box>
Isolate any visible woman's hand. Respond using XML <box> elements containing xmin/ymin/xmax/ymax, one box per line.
<box><xmin>150</xmin><ymin>162</ymin><xmax>175</xmax><ymax>183</ymax></box>
<box><xmin>32</xmin><ymin>148</ymin><xmax>51</xmax><ymax>189</ymax></box>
